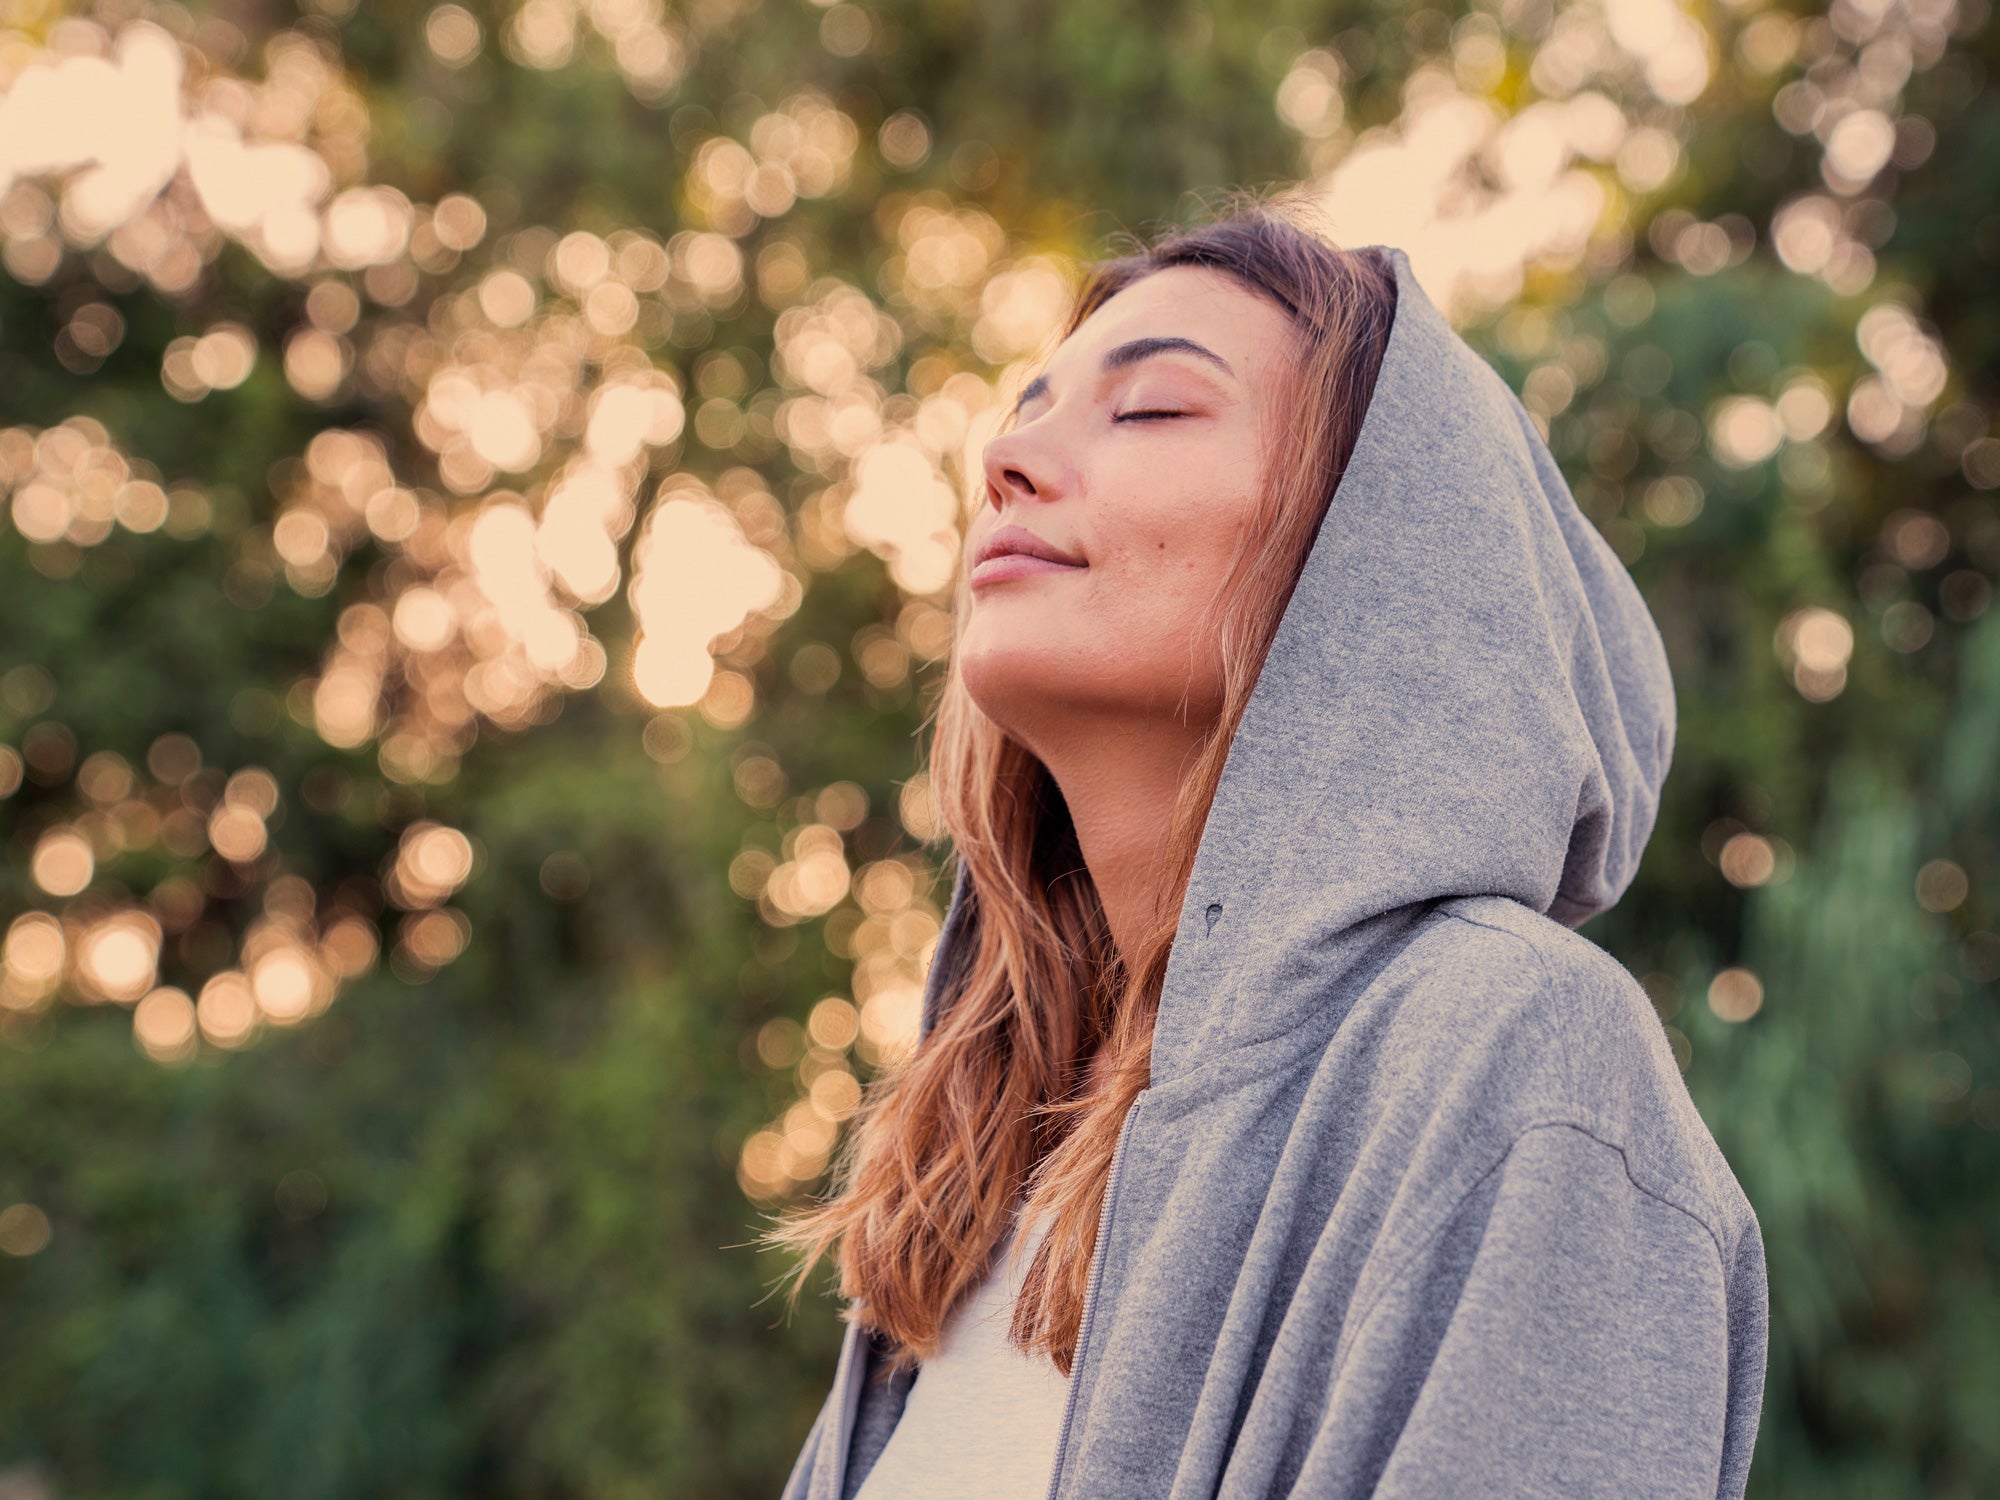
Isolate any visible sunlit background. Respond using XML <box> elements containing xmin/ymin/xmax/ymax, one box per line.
<box><xmin>0</xmin><ymin>0</ymin><xmax>1995</xmax><ymax>1493</ymax></box>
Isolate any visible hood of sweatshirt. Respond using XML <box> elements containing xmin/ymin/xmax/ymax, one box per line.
<box><xmin>921</xmin><ymin>242</ymin><xmax>1677</xmax><ymax>1084</ymax></box>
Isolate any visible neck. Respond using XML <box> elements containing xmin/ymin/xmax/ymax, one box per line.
<box><xmin>1029</xmin><ymin>712</ymin><xmax>1208</xmax><ymax>968</ymax></box>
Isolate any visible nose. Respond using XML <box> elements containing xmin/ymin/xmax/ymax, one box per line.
<box><xmin>979</xmin><ymin>421</ymin><xmax>1073</xmax><ymax>514</ymax></box>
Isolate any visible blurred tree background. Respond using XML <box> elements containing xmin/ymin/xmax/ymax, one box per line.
<box><xmin>0</xmin><ymin>0</ymin><xmax>1994</xmax><ymax>1493</ymax></box>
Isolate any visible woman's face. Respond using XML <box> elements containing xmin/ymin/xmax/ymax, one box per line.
<box><xmin>958</xmin><ymin>265</ymin><xmax>1299</xmax><ymax>748</ymax></box>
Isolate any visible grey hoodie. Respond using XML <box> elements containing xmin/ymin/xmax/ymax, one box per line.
<box><xmin>779</xmin><ymin>243</ymin><xmax>1768</xmax><ymax>1500</ymax></box>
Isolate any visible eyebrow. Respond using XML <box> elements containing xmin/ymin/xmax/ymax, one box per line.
<box><xmin>1010</xmin><ymin>336</ymin><xmax>1236</xmax><ymax>420</ymax></box>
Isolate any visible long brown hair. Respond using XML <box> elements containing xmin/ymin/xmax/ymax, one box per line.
<box><xmin>766</xmin><ymin>192</ymin><xmax>1398</xmax><ymax>1375</ymax></box>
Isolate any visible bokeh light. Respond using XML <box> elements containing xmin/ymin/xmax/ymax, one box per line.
<box><xmin>1</xmin><ymin>5</ymin><xmax>1996</xmax><ymax>1490</ymax></box>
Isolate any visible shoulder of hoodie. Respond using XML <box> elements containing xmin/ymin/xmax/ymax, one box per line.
<box><xmin>1364</xmin><ymin>892</ymin><xmax>1758</xmax><ymax>1263</ymax></box>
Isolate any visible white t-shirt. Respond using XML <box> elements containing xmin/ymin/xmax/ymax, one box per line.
<box><xmin>851</xmin><ymin>1207</ymin><xmax>1071</xmax><ymax>1499</ymax></box>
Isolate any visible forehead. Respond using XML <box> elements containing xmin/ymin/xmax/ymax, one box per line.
<box><xmin>1049</xmin><ymin>263</ymin><xmax>1296</xmax><ymax>380</ymax></box>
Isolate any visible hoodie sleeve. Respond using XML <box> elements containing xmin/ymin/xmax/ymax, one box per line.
<box><xmin>1311</xmin><ymin>1122</ymin><xmax>1760</xmax><ymax>1500</ymax></box>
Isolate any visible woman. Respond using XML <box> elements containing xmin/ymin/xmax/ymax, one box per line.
<box><xmin>771</xmin><ymin>198</ymin><xmax>1769</xmax><ymax>1500</ymax></box>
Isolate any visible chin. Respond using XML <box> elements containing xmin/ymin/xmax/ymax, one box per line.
<box><xmin>956</xmin><ymin>636</ymin><xmax>1061</xmax><ymax>721</ymax></box>
<box><xmin>962</xmin><ymin>641</ymin><xmax>1179</xmax><ymax>739</ymax></box>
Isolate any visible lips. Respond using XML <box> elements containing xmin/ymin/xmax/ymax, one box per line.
<box><xmin>971</xmin><ymin>552</ymin><xmax>1087</xmax><ymax>588</ymax></box>
<box><xmin>971</xmin><ymin>523</ymin><xmax>1087</xmax><ymax>585</ymax></box>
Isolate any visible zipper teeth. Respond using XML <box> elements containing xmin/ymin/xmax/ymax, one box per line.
<box><xmin>1042</xmin><ymin>1098</ymin><xmax>1143</xmax><ymax>1500</ymax></box>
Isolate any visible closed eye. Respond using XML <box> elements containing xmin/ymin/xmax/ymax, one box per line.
<box><xmin>1113</xmin><ymin>409</ymin><xmax>1187</xmax><ymax>422</ymax></box>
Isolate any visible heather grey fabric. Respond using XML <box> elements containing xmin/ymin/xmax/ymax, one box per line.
<box><xmin>840</xmin><ymin>1338</ymin><xmax>913</xmax><ymax>1500</ymax></box>
<box><xmin>778</xmin><ymin>242</ymin><xmax>1768</xmax><ymax>1500</ymax></box>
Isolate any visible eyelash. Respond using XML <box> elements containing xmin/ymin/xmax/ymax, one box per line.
<box><xmin>1113</xmin><ymin>409</ymin><xmax>1186</xmax><ymax>422</ymax></box>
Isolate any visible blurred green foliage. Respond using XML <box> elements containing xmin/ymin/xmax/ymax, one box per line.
<box><xmin>0</xmin><ymin>0</ymin><xmax>1995</xmax><ymax>1495</ymax></box>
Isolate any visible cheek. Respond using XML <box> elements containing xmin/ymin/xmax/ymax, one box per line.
<box><xmin>1093</xmin><ymin>472</ymin><xmax>1260</xmax><ymax>633</ymax></box>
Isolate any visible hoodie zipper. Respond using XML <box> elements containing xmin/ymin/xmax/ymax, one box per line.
<box><xmin>1041</xmin><ymin>1095</ymin><xmax>1143</xmax><ymax>1500</ymax></box>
